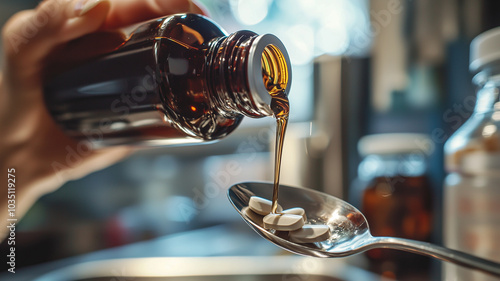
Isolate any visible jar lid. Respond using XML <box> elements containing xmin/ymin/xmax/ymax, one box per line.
<box><xmin>358</xmin><ymin>133</ymin><xmax>434</xmax><ymax>156</ymax></box>
<box><xmin>470</xmin><ymin>26</ymin><xmax>500</xmax><ymax>73</ymax></box>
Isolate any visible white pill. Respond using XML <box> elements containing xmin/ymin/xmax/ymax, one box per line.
<box><xmin>242</xmin><ymin>207</ymin><xmax>264</xmax><ymax>224</ymax></box>
<box><xmin>289</xmin><ymin>224</ymin><xmax>331</xmax><ymax>243</ymax></box>
<box><xmin>263</xmin><ymin>213</ymin><xmax>305</xmax><ymax>231</ymax></box>
<box><xmin>282</xmin><ymin>207</ymin><xmax>307</xmax><ymax>222</ymax></box>
<box><xmin>248</xmin><ymin>196</ymin><xmax>282</xmax><ymax>215</ymax></box>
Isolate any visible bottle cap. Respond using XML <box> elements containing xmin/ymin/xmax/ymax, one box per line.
<box><xmin>470</xmin><ymin>26</ymin><xmax>500</xmax><ymax>73</ymax></box>
<box><xmin>358</xmin><ymin>133</ymin><xmax>434</xmax><ymax>156</ymax></box>
<box><xmin>248</xmin><ymin>34</ymin><xmax>292</xmax><ymax>107</ymax></box>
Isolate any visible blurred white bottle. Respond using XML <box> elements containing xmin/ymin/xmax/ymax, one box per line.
<box><xmin>444</xmin><ymin>27</ymin><xmax>500</xmax><ymax>281</ymax></box>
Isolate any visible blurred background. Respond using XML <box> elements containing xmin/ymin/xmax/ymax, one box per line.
<box><xmin>1</xmin><ymin>0</ymin><xmax>499</xmax><ymax>280</ymax></box>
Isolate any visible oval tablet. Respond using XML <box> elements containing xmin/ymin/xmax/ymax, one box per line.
<box><xmin>263</xmin><ymin>213</ymin><xmax>305</xmax><ymax>231</ymax></box>
<box><xmin>289</xmin><ymin>224</ymin><xmax>331</xmax><ymax>243</ymax></box>
<box><xmin>242</xmin><ymin>207</ymin><xmax>264</xmax><ymax>225</ymax></box>
<box><xmin>282</xmin><ymin>207</ymin><xmax>307</xmax><ymax>222</ymax></box>
<box><xmin>248</xmin><ymin>196</ymin><xmax>282</xmax><ymax>215</ymax></box>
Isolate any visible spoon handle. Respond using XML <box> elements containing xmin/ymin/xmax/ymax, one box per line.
<box><xmin>371</xmin><ymin>237</ymin><xmax>500</xmax><ymax>277</ymax></box>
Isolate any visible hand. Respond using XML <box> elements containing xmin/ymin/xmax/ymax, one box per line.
<box><xmin>0</xmin><ymin>0</ymin><xmax>206</xmax><ymax>238</ymax></box>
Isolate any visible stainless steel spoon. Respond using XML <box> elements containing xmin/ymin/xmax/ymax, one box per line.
<box><xmin>228</xmin><ymin>182</ymin><xmax>500</xmax><ymax>277</ymax></box>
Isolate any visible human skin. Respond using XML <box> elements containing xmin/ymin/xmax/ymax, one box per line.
<box><xmin>0</xmin><ymin>0</ymin><xmax>206</xmax><ymax>239</ymax></box>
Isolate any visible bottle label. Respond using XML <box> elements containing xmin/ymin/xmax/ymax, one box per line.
<box><xmin>461</xmin><ymin>151</ymin><xmax>500</xmax><ymax>176</ymax></box>
<box><xmin>444</xmin><ymin>175</ymin><xmax>500</xmax><ymax>281</ymax></box>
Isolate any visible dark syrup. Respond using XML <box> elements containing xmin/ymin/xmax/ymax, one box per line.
<box><xmin>270</xmin><ymin>92</ymin><xmax>289</xmax><ymax>213</ymax></box>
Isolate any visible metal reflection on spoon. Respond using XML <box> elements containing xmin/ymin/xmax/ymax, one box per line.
<box><xmin>227</xmin><ymin>182</ymin><xmax>500</xmax><ymax>277</ymax></box>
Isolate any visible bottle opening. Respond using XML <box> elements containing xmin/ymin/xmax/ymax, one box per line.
<box><xmin>261</xmin><ymin>44</ymin><xmax>289</xmax><ymax>96</ymax></box>
<box><xmin>246</xmin><ymin>34</ymin><xmax>291</xmax><ymax>116</ymax></box>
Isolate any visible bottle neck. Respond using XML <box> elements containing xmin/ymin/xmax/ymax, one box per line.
<box><xmin>473</xmin><ymin>67</ymin><xmax>500</xmax><ymax>114</ymax></box>
<box><xmin>206</xmin><ymin>31</ymin><xmax>291</xmax><ymax>118</ymax></box>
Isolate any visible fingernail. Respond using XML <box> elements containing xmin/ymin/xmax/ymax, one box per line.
<box><xmin>74</xmin><ymin>0</ymin><xmax>89</xmax><ymax>16</ymax></box>
<box><xmin>189</xmin><ymin>0</ymin><xmax>209</xmax><ymax>16</ymax></box>
<box><xmin>75</xmin><ymin>0</ymin><xmax>104</xmax><ymax>16</ymax></box>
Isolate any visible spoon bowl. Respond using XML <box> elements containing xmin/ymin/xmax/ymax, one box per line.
<box><xmin>228</xmin><ymin>182</ymin><xmax>500</xmax><ymax>277</ymax></box>
<box><xmin>228</xmin><ymin>182</ymin><xmax>372</xmax><ymax>257</ymax></box>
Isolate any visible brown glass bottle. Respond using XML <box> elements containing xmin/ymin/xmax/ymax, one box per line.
<box><xmin>353</xmin><ymin>134</ymin><xmax>434</xmax><ymax>280</ymax></box>
<box><xmin>362</xmin><ymin>175</ymin><xmax>433</xmax><ymax>249</ymax></box>
<box><xmin>44</xmin><ymin>14</ymin><xmax>291</xmax><ymax>147</ymax></box>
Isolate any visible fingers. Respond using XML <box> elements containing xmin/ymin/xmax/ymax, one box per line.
<box><xmin>103</xmin><ymin>0</ymin><xmax>206</xmax><ymax>29</ymax></box>
<box><xmin>3</xmin><ymin>0</ymin><xmax>72</xmax><ymax>58</ymax></box>
<box><xmin>2</xmin><ymin>0</ymin><xmax>207</xmax><ymax>85</ymax></box>
<box><xmin>2</xmin><ymin>0</ymin><xmax>111</xmax><ymax>68</ymax></box>
<box><xmin>59</xmin><ymin>0</ymin><xmax>111</xmax><ymax>42</ymax></box>
<box><xmin>1</xmin><ymin>9</ymin><xmax>36</xmax><ymax>59</ymax></box>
